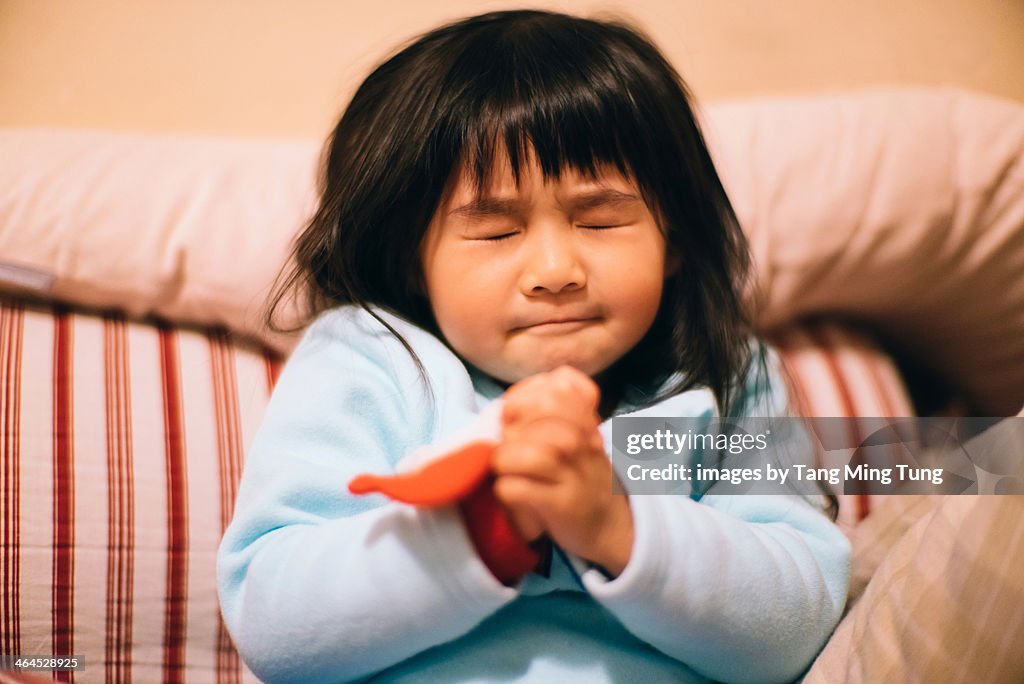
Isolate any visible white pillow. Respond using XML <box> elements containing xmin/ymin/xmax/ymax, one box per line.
<box><xmin>0</xmin><ymin>129</ymin><xmax>318</xmax><ymax>351</ymax></box>
<box><xmin>703</xmin><ymin>88</ymin><xmax>1024</xmax><ymax>414</ymax></box>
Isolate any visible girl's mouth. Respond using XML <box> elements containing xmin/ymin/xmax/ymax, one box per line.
<box><xmin>519</xmin><ymin>318</ymin><xmax>599</xmax><ymax>335</ymax></box>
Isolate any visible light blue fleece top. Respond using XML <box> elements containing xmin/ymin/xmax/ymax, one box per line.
<box><xmin>217</xmin><ymin>306</ymin><xmax>850</xmax><ymax>684</ymax></box>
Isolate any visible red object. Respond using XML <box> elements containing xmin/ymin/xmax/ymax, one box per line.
<box><xmin>458</xmin><ymin>477</ymin><xmax>543</xmax><ymax>585</ymax></box>
<box><xmin>349</xmin><ymin>441</ymin><xmax>542</xmax><ymax>584</ymax></box>
<box><xmin>349</xmin><ymin>441</ymin><xmax>494</xmax><ymax>506</ymax></box>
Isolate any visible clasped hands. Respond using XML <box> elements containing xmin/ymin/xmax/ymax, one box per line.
<box><xmin>493</xmin><ymin>366</ymin><xmax>634</xmax><ymax>578</ymax></box>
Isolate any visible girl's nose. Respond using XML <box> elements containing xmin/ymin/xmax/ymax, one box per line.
<box><xmin>519</xmin><ymin>227</ymin><xmax>587</xmax><ymax>295</ymax></box>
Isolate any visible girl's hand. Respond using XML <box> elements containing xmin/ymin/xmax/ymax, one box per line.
<box><xmin>501</xmin><ymin>365</ymin><xmax>601</xmax><ymax>432</ymax></box>
<box><xmin>492</xmin><ymin>367</ymin><xmax>634</xmax><ymax>576</ymax></box>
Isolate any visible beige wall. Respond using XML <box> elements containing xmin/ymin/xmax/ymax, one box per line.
<box><xmin>2</xmin><ymin>0</ymin><xmax>1022</xmax><ymax>139</ymax></box>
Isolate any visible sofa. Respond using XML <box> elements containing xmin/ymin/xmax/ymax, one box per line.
<box><xmin>1</xmin><ymin>88</ymin><xmax>1022</xmax><ymax>682</ymax></box>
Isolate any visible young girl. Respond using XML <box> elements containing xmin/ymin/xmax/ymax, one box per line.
<box><xmin>218</xmin><ymin>10</ymin><xmax>849</xmax><ymax>683</ymax></box>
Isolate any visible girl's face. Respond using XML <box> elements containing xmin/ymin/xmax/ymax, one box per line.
<box><xmin>421</xmin><ymin>153</ymin><xmax>675</xmax><ymax>385</ymax></box>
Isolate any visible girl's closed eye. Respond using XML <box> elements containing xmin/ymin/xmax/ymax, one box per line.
<box><xmin>483</xmin><ymin>231</ymin><xmax>519</xmax><ymax>242</ymax></box>
<box><xmin>473</xmin><ymin>223</ymin><xmax>622</xmax><ymax>240</ymax></box>
<box><xmin>464</xmin><ymin>225</ymin><xmax>521</xmax><ymax>241</ymax></box>
<box><xmin>468</xmin><ymin>219</ymin><xmax>632</xmax><ymax>239</ymax></box>
<box><xmin>574</xmin><ymin>212</ymin><xmax>638</xmax><ymax>230</ymax></box>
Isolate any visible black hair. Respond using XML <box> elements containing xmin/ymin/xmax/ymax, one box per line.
<box><xmin>268</xmin><ymin>9</ymin><xmax>758</xmax><ymax>417</ymax></box>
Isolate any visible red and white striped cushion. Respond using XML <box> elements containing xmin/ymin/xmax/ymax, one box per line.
<box><xmin>0</xmin><ymin>301</ymin><xmax>911</xmax><ymax>681</ymax></box>
<box><xmin>1</xmin><ymin>300</ymin><xmax>276</xmax><ymax>683</ymax></box>
<box><xmin>769</xmin><ymin>322</ymin><xmax>915</xmax><ymax>529</ymax></box>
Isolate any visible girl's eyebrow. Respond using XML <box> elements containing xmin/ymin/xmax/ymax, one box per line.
<box><xmin>568</xmin><ymin>188</ymin><xmax>642</xmax><ymax>210</ymax></box>
<box><xmin>448</xmin><ymin>189</ymin><xmax>640</xmax><ymax>218</ymax></box>
<box><xmin>448</xmin><ymin>197</ymin><xmax>520</xmax><ymax>219</ymax></box>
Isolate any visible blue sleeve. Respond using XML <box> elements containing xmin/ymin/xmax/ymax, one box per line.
<box><xmin>216</xmin><ymin>310</ymin><xmax>515</xmax><ymax>683</ymax></box>
<box><xmin>584</xmin><ymin>346</ymin><xmax>851</xmax><ymax>684</ymax></box>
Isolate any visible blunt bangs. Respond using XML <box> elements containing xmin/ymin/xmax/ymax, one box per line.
<box><xmin>434</xmin><ymin>13</ymin><xmax>678</xmax><ymax>207</ymax></box>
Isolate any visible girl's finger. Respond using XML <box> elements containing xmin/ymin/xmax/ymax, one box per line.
<box><xmin>547</xmin><ymin>366</ymin><xmax>600</xmax><ymax>410</ymax></box>
<box><xmin>491</xmin><ymin>439</ymin><xmax>562</xmax><ymax>481</ymax></box>
<box><xmin>503</xmin><ymin>416</ymin><xmax>591</xmax><ymax>463</ymax></box>
<box><xmin>503</xmin><ymin>387</ymin><xmax>564</xmax><ymax>424</ymax></box>
<box><xmin>493</xmin><ymin>475</ymin><xmax>548</xmax><ymax>540</ymax></box>
<box><xmin>503</xmin><ymin>377</ymin><xmax>600</xmax><ymax>430</ymax></box>
<box><xmin>505</xmin><ymin>366</ymin><xmax>597</xmax><ymax>404</ymax></box>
